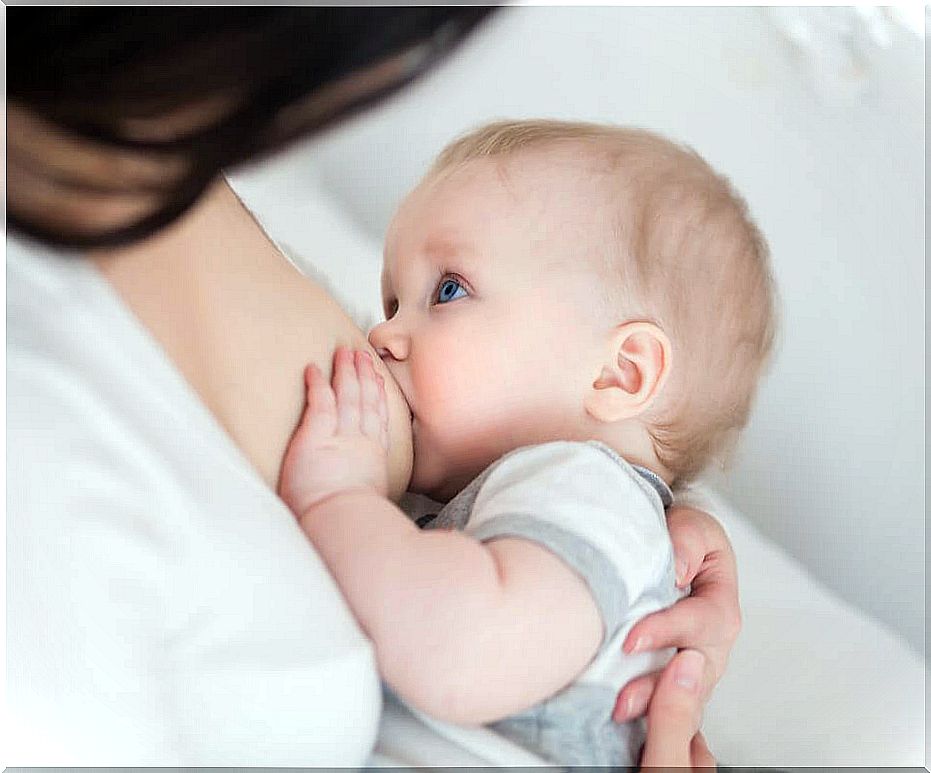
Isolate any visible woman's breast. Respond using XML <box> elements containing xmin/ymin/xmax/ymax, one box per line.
<box><xmin>94</xmin><ymin>231</ymin><xmax>413</xmax><ymax>501</ymax></box>
<box><xmin>197</xmin><ymin>264</ymin><xmax>415</xmax><ymax>499</ymax></box>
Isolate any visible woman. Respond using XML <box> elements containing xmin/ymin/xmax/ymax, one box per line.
<box><xmin>7</xmin><ymin>8</ymin><xmax>736</xmax><ymax>767</ymax></box>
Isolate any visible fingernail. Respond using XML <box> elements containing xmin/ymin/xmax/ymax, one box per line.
<box><xmin>675</xmin><ymin>557</ymin><xmax>688</xmax><ymax>585</ymax></box>
<box><xmin>621</xmin><ymin>689</ymin><xmax>648</xmax><ymax>721</ymax></box>
<box><xmin>630</xmin><ymin>635</ymin><xmax>652</xmax><ymax>654</ymax></box>
<box><xmin>674</xmin><ymin>650</ymin><xmax>704</xmax><ymax>692</ymax></box>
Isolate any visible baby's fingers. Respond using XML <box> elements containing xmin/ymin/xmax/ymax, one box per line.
<box><xmin>376</xmin><ymin>371</ymin><xmax>389</xmax><ymax>451</ymax></box>
<box><xmin>356</xmin><ymin>351</ymin><xmax>384</xmax><ymax>440</ymax></box>
<box><xmin>301</xmin><ymin>364</ymin><xmax>337</xmax><ymax>439</ymax></box>
<box><xmin>333</xmin><ymin>346</ymin><xmax>361</xmax><ymax>434</ymax></box>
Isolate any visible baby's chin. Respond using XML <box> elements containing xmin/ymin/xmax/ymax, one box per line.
<box><xmin>408</xmin><ymin>452</ymin><xmax>477</xmax><ymax>504</ymax></box>
<box><xmin>406</xmin><ymin>476</ymin><xmax>454</xmax><ymax>505</ymax></box>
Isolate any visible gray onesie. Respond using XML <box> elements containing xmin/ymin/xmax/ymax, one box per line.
<box><xmin>414</xmin><ymin>440</ymin><xmax>680</xmax><ymax>767</ymax></box>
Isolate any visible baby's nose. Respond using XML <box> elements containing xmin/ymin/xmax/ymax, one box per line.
<box><xmin>368</xmin><ymin>321</ymin><xmax>407</xmax><ymax>361</ymax></box>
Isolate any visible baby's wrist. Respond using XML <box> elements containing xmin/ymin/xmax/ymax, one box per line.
<box><xmin>297</xmin><ymin>486</ymin><xmax>384</xmax><ymax>525</ymax></box>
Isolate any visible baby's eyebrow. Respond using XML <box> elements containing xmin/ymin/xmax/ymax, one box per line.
<box><xmin>379</xmin><ymin>232</ymin><xmax>471</xmax><ymax>307</ymax></box>
<box><xmin>424</xmin><ymin>233</ymin><xmax>468</xmax><ymax>261</ymax></box>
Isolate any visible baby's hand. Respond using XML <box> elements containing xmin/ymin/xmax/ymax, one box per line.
<box><xmin>278</xmin><ymin>347</ymin><xmax>390</xmax><ymax>517</ymax></box>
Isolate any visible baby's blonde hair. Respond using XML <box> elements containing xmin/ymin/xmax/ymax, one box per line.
<box><xmin>430</xmin><ymin>119</ymin><xmax>779</xmax><ymax>486</ymax></box>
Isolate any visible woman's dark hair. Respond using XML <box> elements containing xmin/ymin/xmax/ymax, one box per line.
<box><xmin>8</xmin><ymin>7</ymin><xmax>495</xmax><ymax>248</ymax></box>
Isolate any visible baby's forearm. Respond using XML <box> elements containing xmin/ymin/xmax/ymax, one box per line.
<box><xmin>298</xmin><ymin>490</ymin><xmax>515</xmax><ymax>721</ymax></box>
<box><xmin>281</xmin><ymin>351</ymin><xmax>603</xmax><ymax>725</ymax></box>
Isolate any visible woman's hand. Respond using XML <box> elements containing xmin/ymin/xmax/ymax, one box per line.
<box><xmin>613</xmin><ymin>506</ymin><xmax>740</xmax><ymax>722</ymax></box>
<box><xmin>638</xmin><ymin>649</ymin><xmax>716</xmax><ymax>769</ymax></box>
<box><xmin>278</xmin><ymin>347</ymin><xmax>390</xmax><ymax>517</ymax></box>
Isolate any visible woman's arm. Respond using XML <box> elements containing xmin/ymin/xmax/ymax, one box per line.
<box><xmin>280</xmin><ymin>348</ymin><xmax>602</xmax><ymax>725</ymax></box>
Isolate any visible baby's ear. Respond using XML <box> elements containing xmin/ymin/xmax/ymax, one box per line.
<box><xmin>584</xmin><ymin>322</ymin><xmax>672</xmax><ymax>424</ymax></box>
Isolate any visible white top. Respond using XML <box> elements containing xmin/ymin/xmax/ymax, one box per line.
<box><xmin>421</xmin><ymin>441</ymin><xmax>679</xmax><ymax>764</ymax></box>
<box><xmin>6</xmin><ymin>236</ymin><xmax>381</xmax><ymax>765</ymax></box>
<box><xmin>466</xmin><ymin>441</ymin><xmax>678</xmax><ymax>662</ymax></box>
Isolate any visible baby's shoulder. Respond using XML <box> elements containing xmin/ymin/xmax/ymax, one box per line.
<box><xmin>476</xmin><ymin>440</ymin><xmax>667</xmax><ymax>518</ymax></box>
<box><xmin>466</xmin><ymin>441</ymin><xmax>675</xmax><ymax>611</ymax></box>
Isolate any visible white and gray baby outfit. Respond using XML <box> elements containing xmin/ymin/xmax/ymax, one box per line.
<box><xmin>414</xmin><ymin>440</ymin><xmax>681</xmax><ymax>767</ymax></box>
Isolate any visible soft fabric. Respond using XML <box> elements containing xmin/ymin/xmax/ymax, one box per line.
<box><xmin>418</xmin><ymin>441</ymin><xmax>681</xmax><ymax>766</ymax></box>
<box><xmin>6</xmin><ymin>236</ymin><xmax>382</xmax><ymax>766</ymax></box>
<box><xmin>686</xmin><ymin>484</ymin><xmax>927</xmax><ymax>767</ymax></box>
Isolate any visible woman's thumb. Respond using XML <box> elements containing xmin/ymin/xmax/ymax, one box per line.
<box><xmin>639</xmin><ymin>649</ymin><xmax>706</xmax><ymax>769</ymax></box>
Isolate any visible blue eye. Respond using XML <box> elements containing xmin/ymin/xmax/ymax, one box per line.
<box><xmin>435</xmin><ymin>276</ymin><xmax>468</xmax><ymax>305</ymax></box>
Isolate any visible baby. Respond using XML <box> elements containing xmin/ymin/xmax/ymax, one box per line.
<box><xmin>278</xmin><ymin>120</ymin><xmax>777</xmax><ymax>766</ymax></box>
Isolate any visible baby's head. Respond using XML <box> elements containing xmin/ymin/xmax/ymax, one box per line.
<box><xmin>370</xmin><ymin>119</ymin><xmax>777</xmax><ymax>502</ymax></box>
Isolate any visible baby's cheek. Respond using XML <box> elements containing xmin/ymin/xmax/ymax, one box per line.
<box><xmin>415</xmin><ymin>364</ymin><xmax>507</xmax><ymax>459</ymax></box>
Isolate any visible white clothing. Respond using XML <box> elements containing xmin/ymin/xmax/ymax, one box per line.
<box><xmin>6</xmin><ymin>236</ymin><xmax>381</xmax><ymax>765</ymax></box>
<box><xmin>420</xmin><ymin>441</ymin><xmax>681</xmax><ymax>765</ymax></box>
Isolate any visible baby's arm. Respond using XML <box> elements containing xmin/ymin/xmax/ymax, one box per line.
<box><xmin>279</xmin><ymin>348</ymin><xmax>602</xmax><ymax>725</ymax></box>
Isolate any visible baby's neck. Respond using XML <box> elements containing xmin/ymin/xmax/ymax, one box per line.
<box><xmin>427</xmin><ymin>423</ymin><xmax>673</xmax><ymax>505</ymax></box>
<box><xmin>589</xmin><ymin>423</ymin><xmax>674</xmax><ymax>487</ymax></box>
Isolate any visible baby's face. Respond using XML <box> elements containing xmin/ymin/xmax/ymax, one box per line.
<box><xmin>369</xmin><ymin>153</ymin><xmax>613</xmax><ymax>501</ymax></box>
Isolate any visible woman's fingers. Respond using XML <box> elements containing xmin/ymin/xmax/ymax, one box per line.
<box><xmin>639</xmin><ymin>649</ymin><xmax>707</xmax><ymax>769</ymax></box>
<box><xmin>613</xmin><ymin>669</ymin><xmax>660</xmax><ymax>722</ymax></box>
<box><xmin>666</xmin><ymin>506</ymin><xmax>707</xmax><ymax>587</ymax></box>
<box><xmin>622</xmin><ymin>506</ymin><xmax>741</xmax><ymax>701</ymax></box>
<box><xmin>690</xmin><ymin>731</ymin><xmax>716</xmax><ymax>769</ymax></box>
<box><xmin>626</xmin><ymin>595</ymin><xmax>719</xmax><ymax>654</ymax></box>
<box><xmin>666</xmin><ymin>505</ymin><xmax>729</xmax><ymax>587</ymax></box>
<box><xmin>623</xmin><ymin>596</ymin><xmax>726</xmax><ymax>699</ymax></box>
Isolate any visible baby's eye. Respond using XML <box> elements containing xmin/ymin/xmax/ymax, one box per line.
<box><xmin>434</xmin><ymin>276</ymin><xmax>468</xmax><ymax>305</ymax></box>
